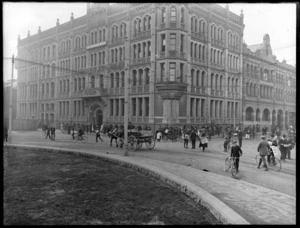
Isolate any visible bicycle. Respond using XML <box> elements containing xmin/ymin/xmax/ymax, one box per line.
<box><xmin>220</xmin><ymin>141</ymin><xmax>231</xmax><ymax>152</ymax></box>
<box><xmin>224</xmin><ymin>157</ymin><xmax>238</xmax><ymax>177</ymax></box>
<box><xmin>255</xmin><ymin>154</ymin><xmax>281</xmax><ymax>171</ymax></box>
<box><xmin>75</xmin><ymin>134</ymin><xmax>88</xmax><ymax>143</ymax></box>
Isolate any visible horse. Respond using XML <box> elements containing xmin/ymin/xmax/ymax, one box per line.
<box><xmin>108</xmin><ymin>129</ymin><xmax>124</xmax><ymax>148</ymax></box>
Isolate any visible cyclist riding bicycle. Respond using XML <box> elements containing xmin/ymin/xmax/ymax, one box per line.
<box><xmin>77</xmin><ymin>128</ymin><xmax>84</xmax><ymax>140</ymax></box>
<box><xmin>230</xmin><ymin>139</ymin><xmax>242</xmax><ymax>173</ymax></box>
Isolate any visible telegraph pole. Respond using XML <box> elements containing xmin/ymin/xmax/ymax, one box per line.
<box><xmin>8</xmin><ymin>54</ymin><xmax>14</xmax><ymax>143</ymax></box>
<box><xmin>124</xmin><ymin>37</ymin><xmax>129</xmax><ymax>156</ymax></box>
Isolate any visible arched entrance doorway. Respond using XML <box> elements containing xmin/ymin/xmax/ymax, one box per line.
<box><xmin>95</xmin><ymin>109</ymin><xmax>103</xmax><ymax>128</ymax></box>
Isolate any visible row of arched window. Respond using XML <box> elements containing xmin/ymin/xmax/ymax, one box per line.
<box><xmin>190</xmin><ymin>42</ymin><xmax>206</xmax><ymax>60</ymax></box>
<box><xmin>41</xmin><ymin>82</ymin><xmax>55</xmax><ymax>98</ymax></box>
<box><xmin>58</xmin><ymin>59</ymin><xmax>71</xmax><ymax>76</ymax></box>
<box><xmin>74</xmin><ymin>55</ymin><xmax>87</xmax><ymax>69</ymax></box>
<box><xmin>133</xmin><ymin>15</ymin><xmax>151</xmax><ymax>35</ymax></box>
<box><xmin>59</xmin><ymin>79</ymin><xmax>70</xmax><ymax>93</ymax></box>
<box><xmin>132</xmin><ymin>41</ymin><xmax>151</xmax><ymax>59</ymax></box>
<box><xmin>110</xmin><ymin>46</ymin><xmax>125</xmax><ymax>63</ymax></box>
<box><xmin>245</xmin><ymin>108</ymin><xmax>270</xmax><ymax>122</ymax></box>
<box><xmin>60</xmin><ymin>40</ymin><xmax>72</xmax><ymax>53</ymax></box>
<box><xmin>41</xmin><ymin>103</ymin><xmax>55</xmax><ymax>112</ymax></box>
<box><xmin>90</xmin><ymin>28</ymin><xmax>106</xmax><ymax>45</ymax></box>
<box><xmin>75</xmin><ymin>35</ymin><xmax>87</xmax><ymax>49</ymax></box>
<box><xmin>228</xmin><ymin>54</ymin><xmax>239</xmax><ymax>69</ymax></box>
<box><xmin>191</xmin><ymin>16</ymin><xmax>206</xmax><ymax>34</ymax></box>
<box><xmin>210</xmin><ymin>48</ymin><xmax>223</xmax><ymax>65</ymax></box>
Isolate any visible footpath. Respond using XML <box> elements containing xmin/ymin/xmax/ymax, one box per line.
<box><xmin>4</xmin><ymin>131</ymin><xmax>296</xmax><ymax>225</ymax></box>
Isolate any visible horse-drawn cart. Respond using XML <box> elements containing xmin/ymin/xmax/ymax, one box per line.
<box><xmin>127</xmin><ymin>132</ymin><xmax>155</xmax><ymax>151</ymax></box>
<box><xmin>109</xmin><ymin>129</ymin><xmax>155</xmax><ymax>151</ymax></box>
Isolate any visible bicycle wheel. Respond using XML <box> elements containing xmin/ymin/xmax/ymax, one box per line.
<box><xmin>255</xmin><ymin>154</ymin><xmax>260</xmax><ymax>165</ymax></box>
<box><xmin>224</xmin><ymin>157</ymin><xmax>231</xmax><ymax>172</ymax></box>
<box><xmin>83</xmin><ymin>135</ymin><xmax>88</xmax><ymax>143</ymax></box>
<box><xmin>268</xmin><ymin>157</ymin><xmax>281</xmax><ymax>172</ymax></box>
<box><xmin>231</xmin><ymin>161</ymin><xmax>237</xmax><ymax>177</ymax></box>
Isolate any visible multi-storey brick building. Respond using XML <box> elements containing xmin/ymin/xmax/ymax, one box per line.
<box><xmin>15</xmin><ymin>3</ymin><xmax>295</xmax><ymax>131</ymax></box>
<box><xmin>242</xmin><ymin>34</ymin><xmax>296</xmax><ymax>130</ymax></box>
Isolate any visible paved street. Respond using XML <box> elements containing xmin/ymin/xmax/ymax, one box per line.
<box><xmin>4</xmin><ymin>130</ymin><xmax>296</xmax><ymax>224</ymax></box>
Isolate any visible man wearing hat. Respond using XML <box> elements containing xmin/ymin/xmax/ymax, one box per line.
<box><xmin>278</xmin><ymin>134</ymin><xmax>288</xmax><ymax>161</ymax></box>
<box><xmin>230</xmin><ymin>139</ymin><xmax>243</xmax><ymax>173</ymax></box>
<box><xmin>257</xmin><ymin>135</ymin><xmax>270</xmax><ymax>171</ymax></box>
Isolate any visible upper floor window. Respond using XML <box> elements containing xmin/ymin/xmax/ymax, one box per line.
<box><xmin>161</xmin><ymin>34</ymin><xmax>166</xmax><ymax>52</ymax></box>
<box><xmin>169</xmin><ymin>63</ymin><xmax>176</xmax><ymax>81</ymax></box>
<box><xmin>170</xmin><ymin>7</ymin><xmax>176</xmax><ymax>22</ymax></box>
<box><xmin>170</xmin><ymin>34</ymin><xmax>176</xmax><ymax>51</ymax></box>
<box><xmin>162</xmin><ymin>7</ymin><xmax>166</xmax><ymax>23</ymax></box>
<box><xmin>181</xmin><ymin>8</ymin><xmax>184</xmax><ymax>23</ymax></box>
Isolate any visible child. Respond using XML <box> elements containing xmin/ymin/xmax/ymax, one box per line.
<box><xmin>184</xmin><ymin>132</ymin><xmax>189</xmax><ymax>148</ymax></box>
<box><xmin>199</xmin><ymin>133</ymin><xmax>208</xmax><ymax>152</ymax></box>
<box><xmin>230</xmin><ymin>139</ymin><xmax>243</xmax><ymax>173</ymax></box>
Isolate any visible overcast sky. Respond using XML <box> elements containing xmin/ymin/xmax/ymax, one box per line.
<box><xmin>3</xmin><ymin>3</ymin><xmax>296</xmax><ymax>83</ymax></box>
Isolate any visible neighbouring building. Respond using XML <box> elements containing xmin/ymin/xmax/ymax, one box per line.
<box><xmin>242</xmin><ymin>34</ymin><xmax>296</xmax><ymax>130</ymax></box>
<box><xmin>15</xmin><ymin>3</ymin><xmax>295</xmax><ymax>132</ymax></box>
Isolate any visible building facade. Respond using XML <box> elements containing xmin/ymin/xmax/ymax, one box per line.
<box><xmin>15</xmin><ymin>3</ymin><xmax>295</xmax><ymax>131</ymax></box>
<box><xmin>242</xmin><ymin>34</ymin><xmax>296</xmax><ymax>130</ymax></box>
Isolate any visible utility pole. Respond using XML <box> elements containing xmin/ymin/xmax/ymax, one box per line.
<box><xmin>124</xmin><ymin>37</ymin><xmax>129</xmax><ymax>156</ymax></box>
<box><xmin>8</xmin><ymin>54</ymin><xmax>14</xmax><ymax>143</ymax></box>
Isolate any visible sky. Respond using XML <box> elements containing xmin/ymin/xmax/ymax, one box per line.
<box><xmin>3</xmin><ymin>3</ymin><xmax>296</xmax><ymax>83</ymax></box>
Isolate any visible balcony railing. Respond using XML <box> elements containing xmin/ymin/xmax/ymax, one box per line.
<box><xmin>191</xmin><ymin>32</ymin><xmax>207</xmax><ymax>42</ymax></box>
<box><xmin>131</xmin><ymin>85</ymin><xmax>150</xmax><ymax>94</ymax></box>
<box><xmin>78</xmin><ymin>87</ymin><xmax>107</xmax><ymax>98</ymax></box>
<box><xmin>228</xmin><ymin>45</ymin><xmax>240</xmax><ymax>53</ymax></box>
<box><xmin>190</xmin><ymin>86</ymin><xmax>206</xmax><ymax>95</ymax></box>
<box><xmin>211</xmin><ymin>39</ymin><xmax>225</xmax><ymax>48</ymax></box>
<box><xmin>109</xmin><ymin>37</ymin><xmax>124</xmax><ymax>46</ymax></box>
<box><xmin>191</xmin><ymin>58</ymin><xmax>206</xmax><ymax>66</ymax></box>
<box><xmin>132</xmin><ymin>57</ymin><xmax>150</xmax><ymax>65</ymax></box>
<box><xmin>109</xmin><ymin>87</ymin><xmax>125</xmax><ymax>95</ymax></box>
<box><xmin>132</xmin><ymin>30</ymin><xmax>151</xmax><ymax>39</ymax></box>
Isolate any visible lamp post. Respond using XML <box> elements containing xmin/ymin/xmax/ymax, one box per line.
<box><xmin>8</xmin><ymin>55</ymin><xmax>14</xmax><ymax>143</ymax></box>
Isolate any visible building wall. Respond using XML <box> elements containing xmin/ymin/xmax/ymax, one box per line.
<box><xmin>15</xmin><ymin>3</ymin><xmax>295</xmax><ymax>131</ymax></box>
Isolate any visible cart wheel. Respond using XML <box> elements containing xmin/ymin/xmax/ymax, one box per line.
<box><xmin>145</xmin><ymin>136</ymin><xmax>155</xmax><ymax>150</ymax></box>
<box><xmin>128</xmin><ymin>135</ymin><xmax>137</xmax><ymax>151</ymax></box>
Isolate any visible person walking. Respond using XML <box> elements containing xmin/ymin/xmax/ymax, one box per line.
<box><xmin>50</xmin><ymin>126</ymin><xmax>56</xmax><ymax>140</ymax></box>
<box><xmin>183</xmin><ymin>131</ymin><xmax>189</xmax><ymax>148</ymax></box>
<box><xmin>230</xmin><ymin>139</ymin><xmax>243</xmax><ymax>173</ymax></box>
<box><xmin>257</xmin><ymin>135</ymin><xmax>270</xmax><ymax>171</ymax></box>
<box><xmin>45</xmin><ymin>126</ymin><xmax>51</xmax><ymax>139</ymax></box>
<box><xmin>286</xmin><ymin>135</ymin><xmax>294</xmax><ymax>159</ymax></box>
<box><xmin>279</xmin><ymin>134</ymin><xmax>288</xmax><ymax>161</ymax></box>
<box><xmin>199</xmin><ymin>132</ymin><xmax>208</xmax><ymax>152</ymax></box>
<box><xmin>237</xmin><ymin>129</ymin><xmax>243</xmax><ymax>148</ymax></box>
<box><xmin>190</xmin><ymin>130</ymin><xmax>197</xmax><ymax>149</ymax></box>
<box><xmin>3</xmin><ymin>126</ymin><xmax>8</xmax><ymax>142</ymax></box>
<box><xmin>95</xmin><ymin>127</ymin><xmax>103</xmax><ymax>142</ymax></box>
<box><xmin>156</xmin><ymin>131</ymin><xmax>162</xmax><ymax>142</ymax></box>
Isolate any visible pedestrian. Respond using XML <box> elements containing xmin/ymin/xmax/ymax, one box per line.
<box><xmin>223</xmin><ymin>132</ymin><xmax>230</xmax><ymax>152</ymax></box>
<box><xmin>190</xmin><ymin>130</ymin><xmax>197</xmax><ymax>149</ymax></box>
<box><xmin>230</xmin><ymin>139</ymin><xmax>243</xmax><ymax>173</ymax></box>
<box><xmin>286</xmin><ymin>135</ymin><xmax>294</xmax><ymax>159</ymax></box>
<box><xmin>257</xmin><ymin>135</ymin><xmax>270</xmax><ymax>171</ymax></box>
<box><xmin>3</xmin><ymin>127</ymin><xmax>8</xmax><ymax>142</ymax></box>
<box><xmin>45</xmin><ymin>126</ymin><xmax>51</xmax><ymax>139</ymax></box>
<box><xmin>183</xmin><ymin>131</ymin><xmax>189</xmax><ymax>148</ymax></box>
<box><xmin>156</xmin><ymin>131</ymin><xmax>162</xmax><ymax>142</ymax></box>
<box><xmin>71</xmin><ymin>127</ymin><xmax>75</xmax><ymax>140</ymax></box>
<box><xmin>50</xmin><ymin>126</ymin><xmax>56</xmax><ymax>140</ymax></box>
<box><xmin>278</xmin><ymin>134</ymin><xmax>288</xmax><ymax>161</ymax></box>
<box><xmin>238</xmin><ymin>129</ymin><xmax>243</xmax><ymax>148</ymax></box>
<box><xmin>199</xmin><ymin>132</ymin><xmax>208</xmax><ymax>152</ymax></box>
<box><xmin>96</xmin><ymin>127</ymin><xmax>103</xmax><ymax>142</ymax></box>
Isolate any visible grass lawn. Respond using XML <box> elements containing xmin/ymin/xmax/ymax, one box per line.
<box><xmin>4</xmin><ymin>148</ymin><xmax>221</xmax><ymax>225</ymax></box>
